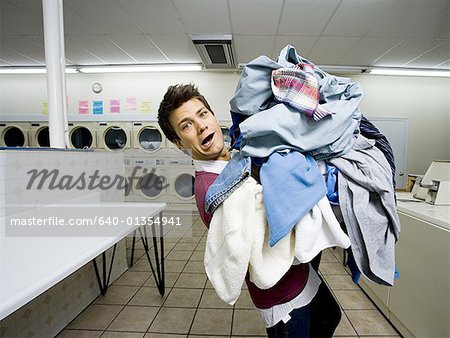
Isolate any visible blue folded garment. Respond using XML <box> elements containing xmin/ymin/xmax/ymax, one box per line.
<box><xmin>260</xmin><ymin>150</ymin><xmax>327</xmax><ymax>246</ymax></box>
<box><xmin>326</xmin><ymin>163</ymin><xmax>339</xmax><ymax>205</ymax></box>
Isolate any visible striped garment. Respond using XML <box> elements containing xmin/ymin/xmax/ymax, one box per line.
<box><xmin>271</xmin><ymin>64</ymin><xmax>332</xmax><ymax>121</ymax></box>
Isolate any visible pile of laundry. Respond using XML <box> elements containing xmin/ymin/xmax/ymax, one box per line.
<box><xmin>204</xmin><ymin>45</ymin><xmax>400</xmax><ymax>305</ymax></box>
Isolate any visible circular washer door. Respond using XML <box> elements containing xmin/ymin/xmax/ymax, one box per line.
<box><xmin>3</xmin><ymin>127</ymin><xmax>25</xmax><ymax>146</ymax></box>
<box><xmin>138</xmin><ymin>127</ymin><xmax>162</xmax><ymax>151</ymax></box>
<box><xmin>37</xmin><ymin>127</ymin><xmax>50</xmax><ymax>147</ymax></box>
<box><xmin>137</xmin><ymin>172</ymin><xmax>165</xmax><ymax>199</ymax></box>
<box><xmin>71</xmin><ymin>126</ymin><xmax>93</xmax><ymax>149</ymax></box>
<box><xmin>174</xmin><ymin>173</ymin><xmax>195</xmax><ymax>199</ymax></box>
<box><xmin>104</xmin><ymin>127</ymin><xmax>127</xmax><ymax>150</ymax></box>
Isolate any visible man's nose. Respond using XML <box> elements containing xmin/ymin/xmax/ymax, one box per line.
<box><xmin>197</xmin><ymin>121</ymin><xmax>208</xmax><ymax>134</ymax></box>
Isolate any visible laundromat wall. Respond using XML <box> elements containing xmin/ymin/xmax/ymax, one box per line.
<box><xmin>0</xmin><ymin>71</ymin><xmax>449</xmax><ymax>176</ymax></box>
<box><xmin>0</xmin><ymin>72</ymin><xmax>242</xmax><ymax>212</ymax></box>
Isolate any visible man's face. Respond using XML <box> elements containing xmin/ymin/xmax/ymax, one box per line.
<box><xmin>169</xmin><ymin>98</ymin><xmax>230</xmax><ymax>161</ymax></box>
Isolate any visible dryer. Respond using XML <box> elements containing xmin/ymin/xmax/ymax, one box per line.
<box><xmin>165</xmin><ymin>157</ymin><xmax>196</xmax><ymax>211</ymax></box>
<box><xmin>97</xmin><ymin>122</ymin><xmax>132</xmax><ymax>151</ymax></box>
<box><xmin>30</xmin><ymin>122</ymin><xmax>50</xmax><ymax>147</ymax></box>
<box><xmin>68</xmin><ymin>122</ymin><xmax>98</xmax><ymax>149</ymax></box>
<box><xmin>129</xmin><ymin>157</ymin><xmax>168</xmax><ymax>203</ymax></box>
<box><xmin>123</xmin><ymin>156</ymin><xmax>135</xmax><ymax>202</ymax></box>
<box><xmin>0</xmin><ymin>122</ymin><xmax>30</xmax><ymax>147</ymax></box>
<box><xmin>131</xmin><ymin>122</ymin><xmax>165</xmax><ymax>154</ymax></box>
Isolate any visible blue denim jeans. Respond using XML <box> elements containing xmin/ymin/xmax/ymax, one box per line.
<box><xmin>204</xmin><ymin>151</ymin><xmax>251</xmax><ymax>214</ymax></box>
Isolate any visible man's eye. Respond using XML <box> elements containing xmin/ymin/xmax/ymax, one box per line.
<box><xmin>181</xmin><ymin>122</ymin><xmax>191</xmax><ymax>131</ymax></box>
<box><xmin>200</xmin><ymin>111</ymin><xmax>208</xmax><ymax>117</ymax></box>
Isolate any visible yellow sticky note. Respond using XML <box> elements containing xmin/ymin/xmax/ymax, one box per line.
<box><xmin>42</xmin><ymin>101</ymin><xmax>48</xmax><ymax>115</ymax></box>
<box><xmin>141</xmin><ymin>100</ymin><xmax>152</xmax><ymax>114</ymax></box>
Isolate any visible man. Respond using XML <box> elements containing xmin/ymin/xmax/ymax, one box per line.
<box><xmin>158</xmin><ymin>83</ymin><xmax>341</xmax><ymax>337</ymax></box>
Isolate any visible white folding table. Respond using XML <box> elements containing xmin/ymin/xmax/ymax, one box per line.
<box><xmin>0</xmin><ymin>202</ymin><xmax>166</xmax><ymax>321</ymax></box>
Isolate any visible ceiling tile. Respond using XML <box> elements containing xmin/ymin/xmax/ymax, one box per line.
<box><xmin>106</xmin><ymin>34</ymin><xmax>168</xmax><ymax>63</ymax></box>
<box><xmin>64</xmin><ymin>37</ymin><xmax>105</xmax><ymax>65</ymax></box>
<box><xmin>2</xmin><ymin>0</ymin><xmax>43</xmax><ymax>36</ymax></box>
<box><xmin>404</xmin><ymin>40</ymin><xmax>450</xmax><ymax>68</ymax></box>
<box><xmin>149</xmin><ymin>34</ymin><xmax>201</xmax><ymax>63</ymax></box>
<box><xmin>414</xmin><ymin>9</ymin><xmax>449</xmax><ymax>39</ymax></box>
<box><xmin>64</xmin><ymin>0</ymin><xmax>141</xmax><ymax>34</ymax></box>
<box><xmin>229</xmin><ymin>0</ymin><xmax>283</xmax><ymax>35</ymax></box>
<box><xmin>273</xmin><ymin>36</ymin><xmax>318</xmax><ymax>60</ymax></box>
<box><xmin>373</xmin><ymin>38</ymin><xmax>445</xmax><ymax>67</ymax></box>
<box><xmin>67</xmin><ymin>34</ymin><xmax>136</xmax><ymax>64</ymax></box>
<box><xmin>233</xmin><ymin>35</ymin><xmax>276</xmax><ymax>64</ymax></box>
<box><xmin>366</xmin><ymin>0</ymin><xmax>449</xmax><ymax>38</ymax></box>
<box><xmin>323</xmin><ymin>0</ymin><xmax>395</xmax><ymax>37</ymax></box>
<box><xmin>0</xmin><ymin>59</ymin><xmax>13</xmax><ymax>66</ymax></box>
<box><xmin>117</xmin><ymin>0</ymin><xmax>185</xmax><ymax>34</ymax></box>
<box><xmin>279</xmin><ymin>0</ymin><xmax>340</xmax><ymax>36</ymax></box>
<box><xmin>172</xmin><ymin>0</ymin><xmax>231</xmax><ymax>34</ymax></box>
<box><xmin>63</xmin><ymin>4</ymin><xmax>102</xmax><ymax>35</ymax></box>
<box><xmin>308</xmin><ymin>36</ymin><xmax>360</xmax><ymax>65</ymax></box>
<box><xmin>0</xmin><ymin>48</ymin><xmax>42</xmax><ymax>66</ymax></box>
<box><xmin>437</xmin><ymin>60</ymin><xmax>450</xmax><ymax>68</ymax></box>
<box><xmin>339</xmin><ymin>37</ymin><xmax>404</xmax><ymax>66</ymax></box>
<box><xmin>2</xmin><ymin>36</ymin><xmax>45</xmax><ymax>64</ymax></box>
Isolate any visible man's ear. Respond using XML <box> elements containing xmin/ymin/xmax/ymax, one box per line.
<box><xmin>173</xmin><ymin>138</ymin><xmax>185</xmax><ymax>150</ymax></box>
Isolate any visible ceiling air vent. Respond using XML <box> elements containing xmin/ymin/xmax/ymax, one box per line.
<box><xmin>190</xmin><ymin>35</ymin><xmax>236</xmax><ymax>69</ymax></box>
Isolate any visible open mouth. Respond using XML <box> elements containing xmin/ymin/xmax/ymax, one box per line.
<box><xmin>201</xmin><ymin>133</ymin><xmax>214</xmax><ymax>147</ymax></box>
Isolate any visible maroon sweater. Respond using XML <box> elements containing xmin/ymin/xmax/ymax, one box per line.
<box><xmin>195</xmin><ymin>170</ymin><xmax>310</xmax><ymax>309</ymax></box>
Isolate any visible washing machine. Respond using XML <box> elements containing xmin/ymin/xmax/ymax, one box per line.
<box><xmin>128</xmin><ymin>157</ymin><xmax>168</xmax><ymax>203</ymax></box>
<box><xmin>30</xmin><ymin>122</ymin><xmax>50</xmax><ymax>147</ymax></box>
<box><xmin>97</xmin><ymin>122</ymin><xmax>132</xmax><ymax>151</ymax></box>
<box><xmin>219</xmin><ymin>121</ymin><xmax>232</xmax><ymax>150</ymax></box>
<box><xmin>165</xmin><ymin>158</ymin><xmax>196</xmax><ymax>211</ymax></box>
<box><xmin>68</xmin><ymin>122</ymin><xmax>98</xmax><ymax>149</ymax></box>
<box><xmin>0</xmin><ymin>122</ymin><xmax>30</xmax><ymax>147</ymax></box>
<box><xmin>131</xmin><ymin>122</ymin><xmax>166</xmax><ymax>154</ymax></box>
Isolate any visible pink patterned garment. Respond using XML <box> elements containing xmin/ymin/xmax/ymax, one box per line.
<box><xmin>271</xmin><ymin>63</ymin><xmax>332</xmax><ymax>121</ymax></box>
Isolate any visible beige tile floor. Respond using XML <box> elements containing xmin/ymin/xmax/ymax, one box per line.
<box><xmin>57</xmin><ymin>214</ymin><xmax>401</xmax><ymax>338</ymax></box>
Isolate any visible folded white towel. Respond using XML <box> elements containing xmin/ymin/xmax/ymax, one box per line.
<box><xmin>294</xmin><ymin>196</ymin><xmax>351</xmax><ymax>263</ymax></box>
<box><xmin>248</xmin><ymin>187</ymin><xmax>295</xmax><ymax>289</ymax></box>
<box><xmin>204</xmin><ymin>177</ymin><xmax>259</xmax><ymax>305</ymax></box>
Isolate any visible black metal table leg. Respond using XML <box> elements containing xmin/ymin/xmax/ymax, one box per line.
<box><xmin>129</xmin><ymin>229</ymin><xmax>137</xmax><ymax>267</ymax></box>
<box><xmin>92</xmin><ymin>243</ymin><xmax>117</xmax><ymax>296</ymax></box>
<box><xmin>139</xmin><ymin>211</ymin><xmax>165</xmax><ymax>295</ymax></box>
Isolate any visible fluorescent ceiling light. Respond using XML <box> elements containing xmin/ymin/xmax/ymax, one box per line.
<box><xmin>370</xmin><ymin>67</ymin><xmax>450</xmax><ymax>77</ymax></box>
<box><xmin>0</xmin><ymin>67</ymin><xmax>78</xmax><ymax>74</ymax></box>
<box><xmin>78</xmin><ymin>64</ymin><xmax>203</xmax><ymax>73</ymax></box>
<box><xmin>0</xmin><ymin>67</ymin><xmax>46</xmax><ymax>74</ymax></box>
<box><xmin>320</xmin><ymin>65</ymin><xmax>369</xmax><ymax>74</ymax></box>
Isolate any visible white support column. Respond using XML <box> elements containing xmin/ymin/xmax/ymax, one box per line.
<box><xmin>58</xmin><ymin>0</ymin><xmax>71</xmax><ymax>148</ymax></box>
<box><xmin>42</xmin><ymin>0</ymin><xmax>67</xmax><ymax>148</ymax></box>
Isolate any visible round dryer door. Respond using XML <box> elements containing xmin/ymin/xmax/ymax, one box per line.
<box><xmin>174</xmin><ymin>173</ymin><xmax>195</xmax><ymax>199</ymax></box>
<box><xmin>3</xmin><ymin>127</ymin><xmax>25</xmax><ymax>147</ymax></box>
<box><xmin>137</xmin><ymin>172</ymin><xmax>165</xmax><ymax>199</ymax></box>
<box><xmin>37</xmin><ymin>127</ymin><xmax>50</xmax><ymax>147</ymax></box>
<box><xmin>71</xmin><ymin>126</ymin><xmax>93</xmax><ymax>149</ymax></box>
<box><xmin>221</xmin><ymin>127</ymin><xmax>231</xmax><ymax>149</ymax></box>
<box><xmin>138</xmin><ymin>127</ymin><xmax>162</xmax><ymax>151</ymax></box>
<box><xmin>104</xmin><ymin>127</ymin><xmax>127</xmax><ymax>150</ymax></box>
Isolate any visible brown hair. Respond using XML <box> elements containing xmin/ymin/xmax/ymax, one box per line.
<box><xmin>157</xmin><ymin>83</ymin><xmax>214</xmax><ymax>143</ymax></box>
